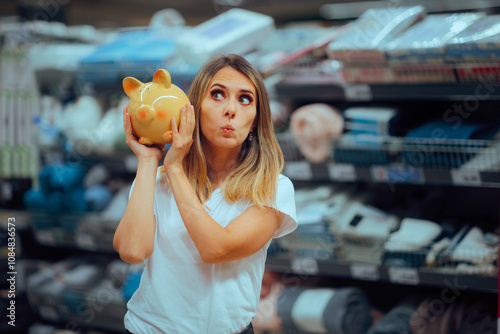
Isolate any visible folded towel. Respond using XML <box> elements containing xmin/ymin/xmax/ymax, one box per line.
<box><xmin>278</xmin><ymin>287</ymin><xmax>372</xmax><ymax>334</ymax></box>
<box><xmin>451</xmin><ymin>227</ymin><xmax>497</xmax><ymax>265</ymax></box>
<box><xmin>385</xmin><ymin>218</ymin><xmax>442</xmax><ymax>252</ymax></box>
<box><xmin>367</xmin><ymin>304</ymin><xmax>416</xmax><ymax>334</ymax></box>
<box><xmin>334</xmin><ymin>201</ymin><xmax>399</xmax><ymax>238</ymax></box>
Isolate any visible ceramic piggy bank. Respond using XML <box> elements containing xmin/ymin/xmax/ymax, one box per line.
<box><xmin>123</xmin><ymin>69</ymin><xmax>190</xmax><ymax>145</ymax></box>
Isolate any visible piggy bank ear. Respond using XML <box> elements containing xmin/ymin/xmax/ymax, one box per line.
<box><xmin>123</xmin><ymin>77</ymin><xmax>143</xmax><ymax>97</ymax></box>
<box><xmin>153</xmin><ymin>69</ymin><xmax>171</xmax><ymax>89</ymax></box>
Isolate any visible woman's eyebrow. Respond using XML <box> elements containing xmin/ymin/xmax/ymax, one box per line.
<box><xmin>210</xmin><ymin>83</ymin><xmax>226</xmax><ymax>90</ymax></box>
<box><xmin>210</xmin><ymin>83</ymin><xmax>255</xmax><ymax>97</ymax></box>
<box><xmin>240</xmin><ymin>89</ymin><xmax>255</xmax><ymax>97</ymax></box>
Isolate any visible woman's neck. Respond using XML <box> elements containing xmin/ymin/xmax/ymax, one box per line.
<box><xmin>203</xmin><ymin>144</ymin><xmax>241</xmax><ymax>189</ymax></box>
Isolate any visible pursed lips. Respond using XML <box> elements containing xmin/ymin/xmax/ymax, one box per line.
<box><xmin>221</xmin><ymin>125</ymin><xmax>235</xmax><ymax>134</ymax></box>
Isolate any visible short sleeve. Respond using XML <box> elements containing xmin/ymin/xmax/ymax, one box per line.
<box><xmin>128</xmin><ymin>178</ymin><xmax>136</xmax><ymax>200</ymax></box>
<box><xmin>273</xmin><ymin>174</ymin><xmax>297</xmax><ymax>238</ymax></box>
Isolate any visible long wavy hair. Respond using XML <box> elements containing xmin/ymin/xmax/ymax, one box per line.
<box><xmin>161</xmin><ymin>54</ymin><xmax>284</xmax><ymax>208</ymax></box>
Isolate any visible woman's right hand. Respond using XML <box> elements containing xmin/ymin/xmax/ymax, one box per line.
<box><xmin>123</xmin><ymin>106</ymin><xmax>164</xmax><ymax>163</ymax></box>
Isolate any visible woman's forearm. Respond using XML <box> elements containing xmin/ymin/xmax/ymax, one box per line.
<box><xmin>166</xmin><ymin>166</ymin><xmax>231</xmax><ymax>263</ymax></box>
<box><xmin>113</xmin><ymin>158</ymin><xmax>158</xmax><ymax>264</ymax></box>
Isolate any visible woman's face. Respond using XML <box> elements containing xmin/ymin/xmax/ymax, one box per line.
<box><xmin>200</xmin><ymin>66</ymin><xmax>257</xmax><ymax>153</ymax></box>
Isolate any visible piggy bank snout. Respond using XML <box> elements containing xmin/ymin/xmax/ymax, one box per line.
<box><xmin>137</xmin><ymin>105</ymin><xmax>153</xmax><ymax>121</ymax></box>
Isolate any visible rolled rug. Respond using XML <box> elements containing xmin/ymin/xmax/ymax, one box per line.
<box><xmin>290</xmin><ymin>103</ymin><xmax>343</xmax><ymax>164</ymax></box>
<box><xmin>367</xmin><ymin>303</ymin><xmax>418</xmax><ymax>334</ymax></box>
<box><xmin>277</xmin><ymin>287</ymin><xmax>372</xmax><ymax>334</ymax></box>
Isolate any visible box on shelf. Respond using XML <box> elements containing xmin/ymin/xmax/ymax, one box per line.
<box><xmin>327</xmin><ymin>6</ymin><xmax>425</xmax><ymax>65</ymax></box>
<box><xmin>77</xmin><ymin>29</ymin><xmax>177</xmax><ymax>87</ymax></box>
<box><xmin>331</xmin><ymin>200</ymin><xmax>399</xmax><ymax>265</ymax></box>
<box><xmin>446</xmin><ymin>15</ymin><xmax>500</xmax><ymax>63</ymax></box>
<box><xmin>385</xmin><ymin>13</ymin><xmax>484</xmax><ymax>64</ymax></box>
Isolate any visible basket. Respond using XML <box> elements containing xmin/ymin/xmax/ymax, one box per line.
<box><xmin>279</xmin><ymin>222</ymin><xmax>337</xmax><ymax>261</ymax></box>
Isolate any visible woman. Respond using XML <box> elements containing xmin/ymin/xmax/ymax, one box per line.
<box><xmin>113</xmin><ymin>54</ymin><xmax>297</xmax><ymax>334</ymax></box>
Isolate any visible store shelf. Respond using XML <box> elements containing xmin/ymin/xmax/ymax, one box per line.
<box><xmin>284</xmin><ymin>161</ymin><xmax>500</xmax><ymax>188</ymax></box>
<box><xmin>279</xmin><ymin>134</ymin><xmax>500</xmax><ymax>187</ymax></box>
<box><xmin>40</xmin><ymin>147</ymin><xmax>138</xmax><ymax>175</ymax></box>
<box><xmin>266</xmin><ymin>255</ymin><xmax>498</xmax><ymax>294</ymax></box>
<box><xmin>29</xmin><ymin>211</ymin><xmax>117</xmax><ymax>252</ymax></box>
<box><xmin>275</xmin><ymin>82</ymin><xmax>500</xmax><ymax>101</ymax></box>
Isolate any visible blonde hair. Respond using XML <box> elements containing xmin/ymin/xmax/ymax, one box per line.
<box><xmin>161</xmin><ymin>54</ymin><xmax>284</xmax><ymax>208</ymax></box>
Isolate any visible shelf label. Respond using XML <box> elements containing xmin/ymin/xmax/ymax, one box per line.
<box><xmin>388</xmin><ymin>267</ymin><xmax>419</xmax><ymax>285</ymax></box>
<box><xmin>350</xmin><ymin>263</ymin><xmax>379</xmax><ymax>281</ymax></box>
<box><xmin>328</xmin><ymin>163</ymin><xmax>357</xmax><ymax>181</ymax></box>
<box><xmin>285</xmin><ymin>161</ymin><xmax>313</xmax><ymax>180</ymax></box>
<box><xmin>371</xmin><ymin>166</ymin><xmax>424</xmax><ymax>184</ymax></box>
<box><xmin>387</xmin><ymin>167</ymin><xmax>425</xmax><ymax>184</ymax></box>
<box><xmin>291</xmin><ymin>257</ymin><xmax>319</xmax><ymax>275</ymax></box>
<box><xmin>371</xmin><ymin>166</ymin><xmax>388</xmax><ymax>182</ymax></box>
<box><xmin>451</xmin><ymin>170</ymin><xmax>481</xmax><ymax>186</ymax></box>
<box><xmin>344</xmin><ymin>84</ymin><xmax>372</xmax><ymax>101</ymax></box>
<box><xmin>76</xmin><ymin>233</ymin><xmax>97</xmax><ymax>250</ymax></box>
<box><xmin>36</xmin><ymin>230</ymin><xmax>56</xmax><ymax>246</ymax></box>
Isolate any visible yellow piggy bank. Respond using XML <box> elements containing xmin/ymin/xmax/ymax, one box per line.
<box><xmin>123</xmin><ymin>69</ymin><xmax>190</xmax><ymax>145</ymax></box>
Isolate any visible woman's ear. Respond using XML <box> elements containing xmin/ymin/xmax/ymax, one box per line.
<box><xmin>123</xmin><ymin>77</ymin><xmax>143</xmax><ymax>97</ymax></box>
<box><xmin>251</xmin><ymin>119</ymin><xmax>257</xmax><ymax>132</ymax></box>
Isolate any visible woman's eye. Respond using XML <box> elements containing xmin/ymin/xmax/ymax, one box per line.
<box><xmin>239</xmin><ymin>95</ymin><xmax>253</xmax><ymax>105</ymax></box>
<box><xmin>211</xmin><ymin>90</ymin><xmax>225</xmax><ymax>100</ymax></box>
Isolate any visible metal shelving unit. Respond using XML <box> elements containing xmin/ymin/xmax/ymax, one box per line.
<box><xmin>276</xmin><ymin>81</ymin><xmax>500</xmax><ymax>102</ymax></box>
<box><xmin>266</xmin><ymin>255</ymin><xmax>498</xmax><ymax>294</ymax></box>
<box><xmin>270</xmin><ymin>74</ymin><xmax>500</xmax><ymax>309</ymax></box>
<box><xmin>278</xmin><ymin>133</ymin><xmax>500</xmax><ymax>188</ymax></box>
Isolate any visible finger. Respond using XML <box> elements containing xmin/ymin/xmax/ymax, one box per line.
<box><xmin>187</xmin><ymin>103</ymin><xmax>195</xmax><ymax>132</ymax></box>
<box><xmin>171</xmin><ymin>117</ymin><xmax>178</xmax><ymax>137</ymax></box>
<box><xmin>180</xmin><ymin>105</ymin><xmax>187</xmax><ymax>132</ymax></box>
<box><xmin>123</xmin><ymin>110</ymin><xmax>132</xmax><ymax>135</ymax></box>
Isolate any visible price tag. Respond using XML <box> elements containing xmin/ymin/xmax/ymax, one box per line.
<box><xmin>370</xmin><ymin>166</ymin><xmax>388</xmax><ymax>182</ymax></box>
<box><xmin>350</xmin><ymin>263</ymin><xmax>379</xmax><ymax>281</ymax></box>
<box><xmin>386</xmin><ymin>167</ymin><xmax>425</xmax><ymax>184</ymax></box>
<box><xmin>125</xmin><ymin>155</ymin><xmax>138</xmax><ymax>172</ymax></box>
<box><xmin>285</xmin><ymin>161</ymin><xmax>313</xmax><ymax>180</ymax></box>
<box><xmin>344</xmin><ymin>84</ymin><xmax>373</xmax><ymax>101</ymax></box>
<box><xmin>1</xmin><ymin>182</ymin><xmax>13</xmax><ymax>201</ymax></box>
<box><xmin>291</xmin><ymin>257</ymin><xmax>319</xmax><ymax>275</ymax></box>
<box><xmin>451</xmin><ymin>170</ymin><xmax>481</xmax><ymax>186</ymax></box>
<box><xmin>328</xmin><ymin>163</ymin><xmax>356</xmax><ymax>181</ymax></box>
<box><xmin>36</xmin><ymin>230</ymin><xmax>57</xmax><ymax>246</ymax></box>
<box><xmin>76</xmin><ymin>233</ymin><xmax>97</xmax><ymax>250</ymax></box>
<box><xmin>388</xmin><ymin>267</ymin><xmax>419</xmax><ymax>285</ymax></box>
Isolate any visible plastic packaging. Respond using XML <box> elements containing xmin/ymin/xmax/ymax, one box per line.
<box><xmin>327</xmin><ymin>6</ymin><xmax>425</xmax><ymax>64</ymax></box>
<box><xmin>446</xmin><ymin>15</ymin><xmax>500</xmax><ymax>62</ymax></box>
<box><xmin>384</xmin><ymin>13</ymin><xmax>484</xmax><ymax>63</ymax></box>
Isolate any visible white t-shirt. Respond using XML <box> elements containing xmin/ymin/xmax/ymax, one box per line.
<box><xmin>124</xmin><ymin>171</ymin><xmax>297</xmax><ymax>334</ymax></box>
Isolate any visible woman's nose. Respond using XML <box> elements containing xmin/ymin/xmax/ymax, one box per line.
<box><xmin>224</xmin><ymin>99</ymin><xmax>236</xmax><ymax>118</ymax></box>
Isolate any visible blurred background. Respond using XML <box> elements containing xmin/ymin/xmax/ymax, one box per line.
<box><xmin>0</xmin><ymin>0</ymin><xmax>499</xmax><ymax>333</ymax></box>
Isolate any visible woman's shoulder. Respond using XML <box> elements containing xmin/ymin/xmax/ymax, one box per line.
<box><xmin>278</xmin><ymin>173</ymin><xmax>293</xmax><ymax>187</ymax></box>
<box><xmin>276</xmin><ymin>174</ymin><xmax>295</xmax><ymax>197</ymax></box>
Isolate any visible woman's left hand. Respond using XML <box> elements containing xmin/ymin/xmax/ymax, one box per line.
<box><xmin>164</xmin><ymin>103</ymin><xmax>196</xmax><ymax>174</ymax></box>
